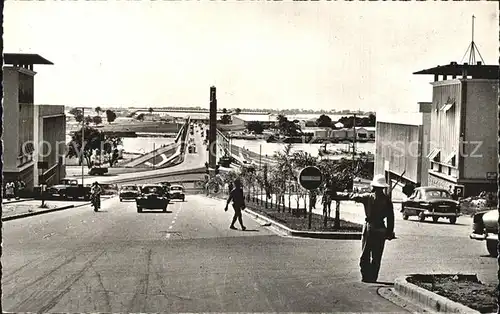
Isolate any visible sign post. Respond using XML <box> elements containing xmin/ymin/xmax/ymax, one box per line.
<box><xmin>454</xmin><ymin>184</ymin><xmax>465</xmax><ymax>199</ymax></box>
<box><xmin>38</xmin><ymin>161</ymin><xmax>48</xmax><ymax>207</ymax></box>
<box><xmin>298</xmin><ymin>166</ymin><xmax>323</xmax><ymax>229</ymax></box>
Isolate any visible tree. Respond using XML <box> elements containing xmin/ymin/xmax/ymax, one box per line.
<box><xmin>148</xmin><ymin>107</ymin><xmax>154</xmax><ymax>114</ymax></box>
<box><xmin>69</xmin><ymin>108</ymin><xmax>84</xmax><ymax>123</ymax></box>
<box><xmin>235</xmin><ymin>108</ymin><xmax>241</xmax><ymax>115</ymax></box>
<box><xmin>95</xmin><ymin>106</ymin><xmax>102</xmax><ymax>115</ymax></box>
<box><xmin>106</xmin><ymin>109</ymin><xmax>117</xmax><ymax>123</ymax></box>
<box><xmin>92</xmin><ymin>115</ymin><xmax>103</xmax><ymax>125</ymax></box>
<box><xmin>317</xmin><ymin>114</ymin><xmax>332</xmax><ymax>127</ymax></box>
<box><xmin>222</xmin><ymin>108</ymin><xmax>228</xmax><ymax>114</ymax></box>
<box><xmin>66</xmin><ymin>126</ymin><xmax>122</xmax><ymax>168</ymax></box>
<box><xmin>368</xmin><ymin>113</ymin><xmax>376</xmax><ymax>126</ymax></box>
<box><xmin>84</xmin><ymin>115</ymin><xmax>93</xmax><ymax>125</ymax></box>
<box><xmin>220</xmin><ymin>115</ymin><xmax>231</xmax><ymax>124</ymax></box>
<box><xmin>247</xmin><ymin>121</ymin><xmax>264</xmax><ymax>134</ymax></box>
<box><xmin>136</xmin><ymin>113</ymin><xmax>145</xmax><ymax>121</ymax></box>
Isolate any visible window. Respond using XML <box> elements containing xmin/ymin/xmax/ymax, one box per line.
<box><xmin>441</xmin><ymin>102</ymin><xmax>455</xmax><ymax>112</ymax></box>
<box><xmin>444</xmin><ymin>152</ymin><xmax>456</xmax><ymax>167</ymax></box>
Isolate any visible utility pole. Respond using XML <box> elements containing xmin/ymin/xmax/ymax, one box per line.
<box><xmin>153</xmin><ymin>142</ymin><xmax>156</xmax><ymax>170</ymax></box>
<box><xmin>81</xmin><ymin>107</ymin><xmax>85</xmax><ymax>187</ymax></box>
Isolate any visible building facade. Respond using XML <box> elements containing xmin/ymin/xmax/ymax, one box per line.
<box><xmin>374</xmin><ymin>103</ymin><xmax>432</xmax><ymax>187</ymax></box>
<box><xmin>3</xmin><ymin>53</ymin><xmax>65</xmax><ymax>191</ymax></box>
<box><xmin>414</xmin><ymin>62</ymin><xmax>499</xmax><ymax>196</ymax></box>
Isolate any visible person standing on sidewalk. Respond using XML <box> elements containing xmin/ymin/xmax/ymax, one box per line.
<box><xmin>224</xmin><ymin>179</ymin><xmax>246</xmax><ymax>231</ymax></box>
<box><xmin>5</xmin><ymin>182</ymin><xmax>15</xmax><ymax>200</ymax></box>
<box><xmin>342</xmin><ymin>174</ymin><xmax>395</xmax><ymax>283</ymax></box>
<box><xmin>321</xmin><ymin>186</ymin><xmax>333</xmax><ymax>217</ymax></box>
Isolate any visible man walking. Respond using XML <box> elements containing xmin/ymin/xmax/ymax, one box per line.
<box><xmin>225</xmin><ymin>179</ymin><xmax>246</xmax><ymax>231</ymax></box>
<box><xmin>345</xmin><ymin>174</ymin><xmax>395</xmax><ymax>283</ymax></box>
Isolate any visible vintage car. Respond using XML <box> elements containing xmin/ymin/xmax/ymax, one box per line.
<box><xmin>88</xmin><ymin>167</ymin><xmax>108</xmax><ymax>176</ymax></box>
<box><xmin>169</xmin><ymin>184</ymin><xmax>185</xmax><ymax>202</ymax></box>
<box><xmin>119</xmin><ymin>184</ymin><xmax>141</xmax><ymax>201</ymax></box>
<box><xmin>136</xmin><ymin>184</ymin><xmax>169</xmax><ymax>213</ymax></box>
<box><xmin>470</xmin><ymin>209</ymin><xmax>498</xmax><ymax>257</ymax></box>
<box><xmin>401</xmin><ymin>187</ymin><xmax>460</xmax><ymax>224</ymax></box>
<box><xmin>46</xmin><ymin>178</ymin><xmax>79</xmax><ymax>199</ymax></box>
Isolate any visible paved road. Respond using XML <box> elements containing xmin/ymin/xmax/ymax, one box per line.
<box><xmin>64</xmin><ymin>129</ymin><xmax>208</xmax><ymax>184</ymax></box>
<box><xmin>4</xmin><ymin>194</ymin><xmax>411</xmax><ymax>312</ymax></box>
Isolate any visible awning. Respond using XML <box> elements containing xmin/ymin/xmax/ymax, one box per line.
<box><xmin>441</xmin><ymin>102</ymin><xmax>455</xmax><ymax>112</ymax></box>
<box><xmin>444</xmin><ymin>151</ymin><xmax>457</xmax><ymax>165</ymax></box>
<box><xmin>427</xmin><ymin>148</ymin><xmax>440</xmax><ymax>160</ymax></box>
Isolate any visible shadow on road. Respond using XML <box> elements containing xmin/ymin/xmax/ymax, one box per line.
<box><xmin>480</xmin><ymin>254</ymin><xmax>496</xmax><ymax>258</ymax></box>
<box><xmin>242</xmin><ymin>229</ymin><xmax>259</xmax><ymax>232</ymax></box>
<box><xmin>406</xmin><ymin>220</ymin><xmax>468</xmax><ymax>226</ymax></box>
<box><xmin>139</xmin><ymin>211</ymin><xmax>173</xmax><ymax>214</ymax></box>
<box><xmin>373</xmin><ymin>281</ymin><xmax>394</xmax><ymax>286</ymax></box>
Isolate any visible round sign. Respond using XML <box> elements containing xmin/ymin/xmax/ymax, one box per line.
<box><xmin>298</xmin><ymin>166</ymin><xmax>323</xmax><ymax>190</ymax></box>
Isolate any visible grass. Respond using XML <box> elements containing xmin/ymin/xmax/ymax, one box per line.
<box><xmin>407</xmin><ymin>274</ymin><xmax>497</xmax><ymax>313</ymax></box>
<box><xmin>244</xmin><ymin>197</ymin><xmax>363</xmax><ymax>232</ymax></box>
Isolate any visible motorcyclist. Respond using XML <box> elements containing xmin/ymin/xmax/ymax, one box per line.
<box><xmin>91</xmin><ymin>181</ymin><xmax>102</xmax><ymax>209</ymax></box>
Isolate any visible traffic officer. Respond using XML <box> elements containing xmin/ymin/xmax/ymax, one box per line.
<box><xmin>344</xmin><ymin>174</ymin><xmax>395</xmax><ymax>283</ymax></box>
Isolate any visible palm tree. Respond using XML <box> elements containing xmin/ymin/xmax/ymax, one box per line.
<box><xmin>95</xmin><ymin>106</ymin><xmax>102</xmax><ymax>116</ymax></box>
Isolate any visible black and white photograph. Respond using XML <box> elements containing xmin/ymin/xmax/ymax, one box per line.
<box><xmin>1</xmin><ymin>1</ymin><xmax>499</xmax><ymax>312</ymax></box>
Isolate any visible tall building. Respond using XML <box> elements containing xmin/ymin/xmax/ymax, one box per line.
<box><xmin>413</xmin><ymin>62</ymin><xmax>499</xmax><ymax>196</ymax></box>
<box><xmin>3</xmin><ymin>53</ymin><xmax>66</xmax><ymax>191</ymax></box>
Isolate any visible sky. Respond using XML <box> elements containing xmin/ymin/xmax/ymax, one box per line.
<box><xmin>4</xmin><ymin>1</ymin><xmax>498</xmax><ymax>113</ymax></box>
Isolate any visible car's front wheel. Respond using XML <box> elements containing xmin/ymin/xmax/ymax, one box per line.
<box><xmin>137</xmin><ymin>207</ymin><xmax>143</xmax><ymax>213</ymax></box>
<box><xmin>432</xmin><ymin>216</ymin><xmax>439</xmax><ymax>223</ymax></box>
<box><xmin>449</xmin><ymin>217</ymin><xmax>457</xmax><ymax>224</ymax></box>
<box><xmin>402</xmin><ymin>213</ymin><xmax>409</xmax><ymax>220</ymax></box>
<box><xmin>487</xmin><ymin>240</ymin><xmax>498</xmax><ymax>257</ymax></box>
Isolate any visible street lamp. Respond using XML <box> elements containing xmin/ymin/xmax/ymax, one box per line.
<box><xmin>81</xmin><ymin>107</ymin><xmax>85</xmax><ymax>187</ymax></box>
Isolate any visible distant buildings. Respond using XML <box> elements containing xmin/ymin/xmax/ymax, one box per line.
<box><xmin>3</xmin><ymin>53</ymin><xmax>66</xmax><ymax>191</ymax></box>
<box><xmin>231</xmin><ymin>113</ymin><xmax>277</xmax><ymax>129</ymax></box>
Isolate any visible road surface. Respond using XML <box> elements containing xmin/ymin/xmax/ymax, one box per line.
<box><xmin>3</xmin><ymin>195</ymin><xmax>404</xmax><ymax>312</ymax></box>
<box><xmin>3</xmin><ymin>192</ymin><xmax>496</xmax><ymax>312</ymax></box>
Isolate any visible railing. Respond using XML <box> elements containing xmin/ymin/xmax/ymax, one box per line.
<box><xmin>17</xmin><ymin>153</ymin><xmax>34</xmax><ymax>167</ymax></box>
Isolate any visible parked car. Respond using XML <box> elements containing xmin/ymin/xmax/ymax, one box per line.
<box><xmin>136</xmin><ymin>184</ymin><xmax>169</xmax><ymax>213</ymax></box>
<box><xmin>401</xmin><ymin>187</ymin><xmax>460</xmax><ymax>224</ymax></box>
<box><xmin>88</xmin><ymin>167</ymin><xmax>108</xmax><ymax>176</ymax></box>
<box><xmin>46</xmin><ymin>178</ymin><xmax>79</xmax><ymax>199</ymax></box>
<box><xmin>119</xmin><ymin>184</ymin><xmax>141</xmax><ymax>201</ymax></box>
<box><xmin>470</xmin><ymin>209</ymin><xmax>498</xmax><ymax>257</ymax></box>
<box><xmin>169</xmin><ymin>184</ymin><xmax>185</xmax><ymax>202</ymax></box>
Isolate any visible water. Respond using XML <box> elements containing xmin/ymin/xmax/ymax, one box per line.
<box><xmin>65</xmin><ymin>135</ymin><xmax>175</xmax><ymax>155</ymax></box>
<box><xmin>230</xmin><ymin>139</ymin><xmax>374</xmax><ymax>158</ymax></box>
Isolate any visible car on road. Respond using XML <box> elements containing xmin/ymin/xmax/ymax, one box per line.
<box><xmin>470</xmin><ymin>209</ymin><xmax>498</xmax><ymax>257</ymax></box>
<box><xmin>46</xmin><ymin>178</ymin><xmax>79</xmax><ymax>199</ymax></box>
<box><xmin>119</xmin><ymin>184</ymin><xmax>141</xmax><ymax>201</ymax></box>
<box><xmin>169</xmin><ymin>184</ymin><xmax>185</xmax><ymax>202</ymax></box>
<box><xmin>88</xmin><ymin>167</ymin><xmax>108</xmax><ymax>176</ymax></box>
<box><xmin>401</xmin><ymin>187</ymin><xmax>460</xmax><ymax>224</ymax></box>
<box><xmin>136</xmin><ymin>184</ymin><xmax>169</xmax><ymax>213</ymax></box>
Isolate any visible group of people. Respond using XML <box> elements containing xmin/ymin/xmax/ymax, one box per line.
<box><xmin>223</xmin><ymin>174</ymin><xmax>396</xmax><ymax>283</ymax></box>
<box><xmin>4</xmin><ymin>180</ymin><xmax>26</xmax><ymax>200</ymax></box>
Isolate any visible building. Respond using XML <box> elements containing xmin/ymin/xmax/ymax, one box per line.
<box><xmin>354</xmin><ymin>127</ymin><xmax>376</xmax><ymax>141</ymax></box>
<box><xmin>413</xmin><ymin>62</ymin><xmax>499</xmax><ymax>196</ymax></box>
<box><xmin>3</xmin><ymin>53</ymin><xmax>66</xmax><ymax>190</ymax></box>
<box><xmin>231</xmin><ymin>113</ymin><xmax>277</xmax><ymax>129</ymax></box>
<box><xmin>375</xmin><ymin>103</ymin><xmax>432</xmax><ymax>187</ymax></box>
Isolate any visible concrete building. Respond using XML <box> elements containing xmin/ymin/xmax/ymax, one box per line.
<box><xmin>413</xmin><ymin>62</ymin><xmax>499</xmax><ymax>196</ymax></box>
<box><xmin>3</xmin><ymin>53</ymin><xmax>66</xmax><ymax>190</ymax></box>
<box><xmin>375</xmin><ymin>103</ymin><xmax>432</xmax><ymax>187</ymax></box>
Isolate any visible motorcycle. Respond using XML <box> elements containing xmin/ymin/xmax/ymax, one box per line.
<box><xmin>91</xmin><ymin>192</ymin><xmax>101</xmax><ymax>212</ymax></box>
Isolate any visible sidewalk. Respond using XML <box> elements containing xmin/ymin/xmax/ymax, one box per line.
<box><xmin>1</xmin><ymin>196</ymin><xmax>113</xmax><ymax>220</ymax></box>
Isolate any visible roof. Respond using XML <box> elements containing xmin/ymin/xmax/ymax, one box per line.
<box><xmin>4</xmin><ymin>53</ymin><xmax>53</xmax><ymax>65</ymax></box>
<box><xmin>376</xmin><ymin>112</ymin><xmax>424</xmax><ymax>126</ymax></box>
<box><xmin>413</xmin><ymin>62</ymin><xmax>499</xmax><ymax>79</ymax></box>
<box><xmin>355</xmin><ymin>126</ymin><xmax>376</xmax><ymax>132</ymax></box>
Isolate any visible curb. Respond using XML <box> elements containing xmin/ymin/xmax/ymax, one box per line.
<box><xmin>2</xmin><ymin>204</ymin><xmax>79</xmax><ymax>221</ymax></box>
<box><xmin>1</xmin><ymin>196</ymin><xmax>114</xmax><ymax>221</ymax></box>
<box><xmin>2</xmin><ymin>198</ymin><xmax>35</xmax><ymax>205</ymax></box>
<box><xmin>204</xmin><ymin>194</ymin><xmax>362</xmax><ymax>240</ymax></box>
<box><xmin>393</xmin><ymin>274</ymin><xmax>481</xmax><ymax>314</ymax></box>
<box><xmin>243</xmin><ymin>207</ymin><xmax>362</xmax><ymax>240</ymax></box>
